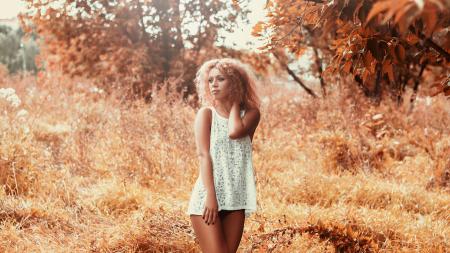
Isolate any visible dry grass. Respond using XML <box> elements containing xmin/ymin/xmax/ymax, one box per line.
<box><xmin>0</xmin><ymin>71</ymin><xmax>449</xmax><ymax>252</ymax></box>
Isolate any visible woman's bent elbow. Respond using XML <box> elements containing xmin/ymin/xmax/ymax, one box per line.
<box><xmin>228</xmin><ymin>132</ymin><xmax>242</xmax><ymax>139</ymax></box>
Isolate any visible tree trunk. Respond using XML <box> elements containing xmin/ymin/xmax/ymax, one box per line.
<box><xmin>409</xmin><ymin>26</ymin><xmax>450</xmax><ymax>61</ymax></box>
<box><xmin>156</xmin><ymin>0</ymin><xmax>172</xmax><ymax>79</ymax></box>
<box><xmin>313</xmin><ymin>47</ymin><xmax>326</xmax><ymax>97</ymax></box>
<box><xmin>173</xmin><ymin>0</ymin><xmax>184</xmax><ymax>50</ymax></box>
<box><xmin>373</xmin><ymin>62</ymin><xmax>382</xmax><ymax>105</ymax></box>
<box><xmin>409</xmin><ymin>61</ymin><xmax>427</xmax><ymax>113</ymax></box>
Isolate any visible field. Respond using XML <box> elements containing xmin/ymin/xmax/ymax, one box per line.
<box><xmin>1</xmin><ymin>72</ymin><xmax>449</xmax><ymax>252</ymax></box>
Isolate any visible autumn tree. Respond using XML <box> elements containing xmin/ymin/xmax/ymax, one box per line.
<box><xmin>253</xmin><ymin>0</ymin><xmax>450</xmax><ymax>106</ymax></box>
<box><xmin>19</xmin><ymin>0</ymin><xmax>252</xmax><ymax>100</ymax></box>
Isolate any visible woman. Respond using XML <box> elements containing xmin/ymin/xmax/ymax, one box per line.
<box><xmin>186</xmin><ymin>58</ymin><xmax>261</xmax><ymax>253</ymax></box>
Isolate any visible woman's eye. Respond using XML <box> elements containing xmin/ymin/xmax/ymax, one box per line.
<box><xmin>208</xmin><ymin>79</ymin><xmax>213</xmax><ymax>83</ymax></box>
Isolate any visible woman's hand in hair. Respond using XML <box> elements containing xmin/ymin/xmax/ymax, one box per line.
<box><xmin>231</xmin><ymin>100</ymin><xmax>241</xmax><ymax>109</ymax></box>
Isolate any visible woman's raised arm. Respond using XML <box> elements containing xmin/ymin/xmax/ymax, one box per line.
<box><xmin>228</xmin><ymin>101</ymin><xmax>260</xmax><ymax>140</ymax></box>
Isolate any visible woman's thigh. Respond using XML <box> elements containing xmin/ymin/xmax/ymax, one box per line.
<box><xmin>190</xmin><ymin>214</ymin><xmax>229</xmax><ymax>253</ymax></box>
<box><xmin>220</xmin><ymin>210</ymin><xmax>245</xmax><ymax>253</ymax></box>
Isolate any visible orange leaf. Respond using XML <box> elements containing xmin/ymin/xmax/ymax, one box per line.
<box><xmin>422</xmin><ymin>9</ymin><xmax>438</xmax><ymax>37</ymax></box>
<box><xmin>405</xmin><ymin>33</ymin><xmax>420</xmax><ymax>45</ymax></box>
<box><xmin>258</xmin><ymin>223</ymin><xmax>265</xmax><ymax>232</ymax></box>
<box><xmin>363</xmin><ymin>51</ymin><xmax>375</xmax><ymax>74</ymax></box>
<box><xmin>342</xmin><ymin>61</ymin><xmax>352</xmax><ymax>73</ymax></box>
<box><xmin>295</xmin><ymin>47</ymin><xmax>307</xmax><ymax>57</ymax></box>
<box><xmin>362</xmin><ymin>69</ymin><xmax>371</xmax><ymax>84</ymax></box>
<box><xmin>353</xmin><ymin>1</ymin><xmax>364</xmax><ymax>23</ymax></box>
<box><xmin>395</xmin><ymin>44</ymin><xmax>406</xmax><ymax>62</ymax></box>
<box><xmin>252</xmin><ymin>21</ymin><xmax>265</xmax><ymax>37</ymax></box>
<box><xmin>365</xmin><ymin>1</ymin><xmax>391</xmax><ymax>25</ymax></box>
<box><xmin>393</xmin><ymin>1</ymin><xmax>415</xmax><ymax>24</ymax></box>
<box><xmin>381</xmin><ymin>0</ymin><xmax>408</xmax><ymax>24</ymax></box>
<box><xmin>265</xmin><ymin>0</ymin><xmax>274</xmax><ymax>9</ymax></box>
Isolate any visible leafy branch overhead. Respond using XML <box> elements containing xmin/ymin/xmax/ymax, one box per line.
<box><xmin>252</xmin><ymin>0</ymin><xmax>450</xmax><ymax>102</ymax></box>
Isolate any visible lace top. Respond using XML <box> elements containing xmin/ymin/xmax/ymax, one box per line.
<box><xmin>187</xmin><ymin>106</ymin><xmax>257</xmax><ymax>218</ymax></box>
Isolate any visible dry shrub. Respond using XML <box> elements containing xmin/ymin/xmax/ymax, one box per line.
<box><xmin>94</xmin><ymin>209</ymin><xmax>196</xmax><ymax>253</ymax></box>
<box><xmin>283</xmin><ymin>171</ymin><xmax>450</xmax><ymax>220</ymax></box>
<box><xmin>0</xmin><ymin>121</ymin><xmax>41</xmax><ymax>196</ymax></box>
<box><xmin>315</xmin><ymin>131</ymin><xmax>362</xmax><ymax>174</ymax></box>
<box><xmin>259</xmin><ymin>85</ymin><xmax>316</xmax><ymax>135</ymax></box>
<box><xmin>111</xmin><ymin>84</ymin><xmax>195</xmax><ymax>184</ymax></box>
<box><xmin>32</xmin><ymin>122</ymin><xmax>72</xmax><ymax>165</ymax></box>
<box><xmin>427</xmin><ymin>145</ymin><xmax>450</xmax><ymax>191</ymax></box>
<box><xmin>0</xmin><ymin>197</ymin><xmax>73</xmax><ymax>231</ymax></box>
<box><xmin>0</xmin><ymin>193</ymin><xmax>81</xmax><ymax>252</ymax></box>
<box><xmin>309</xmin><ymin>130</ymin><xmax>385</xmax><ymax>175</ymax></box>
<box><xmin>80</xmin><ymin>179</ymin><xmax>151</xmax><ymax>216</ymax></box>
<box><xmin>301</xmin><ymin>220</ymin><xmax>386</xmax><ymax>253</ymax></box>
<box><xmin>1</xmin><ymin>71</ymin><xmax>449</xmax><ymax>252</ymax></box>
<box><xmin>0</xmin><ymin>159</ymin><xmax>38</xmax><ymax>196</ymax></box>
<box><xmin>248</xmin><ymin>220</ymin><xmax>388</xmax><ymax>253</ymax></box>
<box><xmin>0</xmin><ymin>64</ymin><xmax>8</xmax><ymax>82</ymax></box>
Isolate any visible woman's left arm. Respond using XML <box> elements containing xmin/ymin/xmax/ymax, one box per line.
<box><xmin>228</xmin><ymin>101</ymin><xmax>260</xmax><ymax>139</ymax></box>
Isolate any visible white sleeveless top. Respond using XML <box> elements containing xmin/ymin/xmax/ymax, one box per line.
<box><xmin>187</xmin><ymin>106</ymin><xmax>257</xmax><ymax>218</ymax></box>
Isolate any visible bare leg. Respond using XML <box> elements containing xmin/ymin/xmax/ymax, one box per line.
<box><xmin>220</xmin><ymin>210</ymin><xmax>245</xmax><ymax>253</ymax></box>
<box><xmin>190</xmin><ymin>214</ymin><xmax>229</xmax><ymax>253</ymax></box>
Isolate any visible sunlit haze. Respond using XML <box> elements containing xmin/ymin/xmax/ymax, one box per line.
<box><xmin>0</xmin><ymin>0</ymin><xmax>26</xmax><ymax>19</ymax></box>
<box><xmin>0</xmin><ymin>0</ymin><xmax>267</xmax><ymax>51</ymax></box>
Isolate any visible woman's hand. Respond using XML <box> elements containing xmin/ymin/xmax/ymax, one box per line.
<box><xmin>231</xmin><ymin>100</ymin><xmax>241</xmax><ymax>113</ymax></box>
<box><xmin>203</xmin><ymin>193</ymin><xmax>219</xmax><ymax>225</ymax></box>
<box><xmin>233</xmin><ymin>96</ymin><xmax>243</xmax><ymax>107</ymax></box>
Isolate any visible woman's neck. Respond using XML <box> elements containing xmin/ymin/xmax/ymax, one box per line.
<box><xmin>214</xmin><ymin>99</ymin><xmax>234</xmax><ymax>114</ymax></box>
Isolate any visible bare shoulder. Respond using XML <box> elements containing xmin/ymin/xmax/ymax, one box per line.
<box><xmin>195</xmin><ymin>106</ymin><xmax>213</xmax><ymax>126</ymax></box>
<box><xmin>196</xmin><ymin>106</ymin><xmax>213</xmax><ymax>119</ymax></box>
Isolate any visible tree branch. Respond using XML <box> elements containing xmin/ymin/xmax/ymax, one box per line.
<box><xmin>273</xmin><ymin>52</ymin><xmax>318</xmax><ymax>98</ymax></box>
<box><xmin>301</xmin><ymin>25</ymin><xmax>327</xmax><ymax>97</ymax></box>
<box><xmin>409</xmin><ymin>26</ymin><xmax>450</xmax><ymax>62</ymax></box>
<box><xmin>303</xmin><ymin>0</ymin><xmax>325</xmax><ymax>3</ymax></box>
<box><xmin>354</xmin><ymin>75</ymin><xmax>371</xmax><ymax>97</ymax></box>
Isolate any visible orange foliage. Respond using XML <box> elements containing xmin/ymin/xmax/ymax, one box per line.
<box><xmin>252</xmin><ymin>0</ymin><xmax>450</xmax><ymax>101</ymax></box>
<box><xmin>19</xmin><ymin>0</ymin><xmax>266</xmax><ymax>100</ymax></box>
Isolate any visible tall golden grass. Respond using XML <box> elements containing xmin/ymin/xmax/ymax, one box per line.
<box><xmin>0</xmin><ymin>70</ymin><xmax>449</xmax><ymax>252</ymax></box>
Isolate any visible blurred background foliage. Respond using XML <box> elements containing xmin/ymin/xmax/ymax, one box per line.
<box><xmin>0</xmin><ymin>25</ymin><xmax>39</xmax><ymax>74</ymax></box>
<box><xmin>18</xmin><ymin>0</ymin><xmax>271</xmax><ymax>103</ymax></box>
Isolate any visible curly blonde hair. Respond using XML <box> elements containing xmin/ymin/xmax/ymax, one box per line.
<box><xmin>195</xmin><ymin>58</ymin><xmax>261</xmax><ymax>109</ymax></box>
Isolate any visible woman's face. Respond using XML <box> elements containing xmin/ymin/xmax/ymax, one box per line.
<box><xmin>208</xmin><ymin>67</ymin><xmax>232</xmax><ymax>101</ymax></box>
